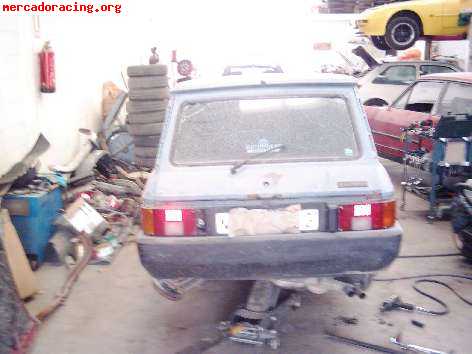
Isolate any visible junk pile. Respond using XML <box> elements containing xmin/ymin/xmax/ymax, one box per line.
<box><xmin>126</xmin><ymin>64</ymin><xmax>169</xmax><ymax>168</ymax></box>
<box><xmin>0</xmin><ymin>89</ymin><xmax>151</xmax><ymax>352</ymax></box>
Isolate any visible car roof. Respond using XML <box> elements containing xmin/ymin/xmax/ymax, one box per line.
<box><xmin>172</xmin><ymin>74</ymin><xmax>356</xmax><ymax>93</ymax></box>
<box><xmin>421</xmin><ymin>72</ymin><xmax>472</xmax><ymax>84</ymax></box>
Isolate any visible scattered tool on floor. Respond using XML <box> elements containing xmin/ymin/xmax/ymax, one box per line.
<box><xmin>325</xmin><ymin>331</ymin><xmax>403</xmax><ymax>354</ymax></box>
<box><xmin>390</xmin><ymin>334</ymin><xmax>449</xmax><ymax>354</ymax></box>
<box><xmin>219</xmin><ymin>321</ymin><xmax>280</xmax><ymax>349</ymax></box>
<box><xmin>381</xmin><ymin>295</ymin><xmax>429</xmax><ymax>314</ymax></box>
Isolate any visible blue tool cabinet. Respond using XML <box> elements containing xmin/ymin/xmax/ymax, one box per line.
<box><xmin>2</xmin><ymin>187</ymin><xmax>63</xmax><ymax>267</ymax></box>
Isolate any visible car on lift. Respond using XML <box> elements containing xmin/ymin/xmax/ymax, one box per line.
<box><xmin>356</xmin><ymin>0</ymin><xmax>472</xmax><ymax>50</ymax></box>
<box><xmin>365</xmin><ymin>72</ymin><xmax>472</xmax><ymax>161</ymax></box>
<box><xmin>137</xmin><ymin>74</ymin><xmax>402</xmax><ymax>300</ymax></box>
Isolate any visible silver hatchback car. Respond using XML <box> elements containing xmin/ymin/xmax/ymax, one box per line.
<box><xmin>138</xmin><ymin>74</ymin><xmax>402</xmax><ymax>296</ymax></box>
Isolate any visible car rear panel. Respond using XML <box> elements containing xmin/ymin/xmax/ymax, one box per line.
<box><xmin>138</xmin><ymin>224</ymin><xmax>402</xmax><ymax>279</ymax></box>
<box><xmin>138</xmin><ymin>82</ymin><xmax>401</xmax><ymax>280</ymax></box>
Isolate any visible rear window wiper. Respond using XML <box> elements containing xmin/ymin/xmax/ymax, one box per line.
<box><xmin>230</xmin><ymin>144</ymin><xmax>286</xmax><ymax>175</ymax></box>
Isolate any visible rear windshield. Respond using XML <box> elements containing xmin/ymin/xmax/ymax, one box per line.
<box><xmin>171</xmin><ymin>96</ymin><xmax>359</xmax><ymax>165</ymax></box>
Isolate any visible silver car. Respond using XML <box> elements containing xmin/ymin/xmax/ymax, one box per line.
<box><xmin>358</xmin><ymin>60</ymin><xmax>460</xmax><ymax>106</ymax></box>
<box><xmin>138</xmin><ymin>74</ymin><xmax>402</xmax><ymax>296</ymax></box>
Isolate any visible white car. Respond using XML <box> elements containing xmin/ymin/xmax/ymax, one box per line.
<box><xmin>358</xmin><ymin>60</ymin><xmax>460</xmax><ymax>106</ymax></box>
<box><xmin>137</xmin><ymin>74</ymin><xmax>402</xmax><ymax>299</ymax></box>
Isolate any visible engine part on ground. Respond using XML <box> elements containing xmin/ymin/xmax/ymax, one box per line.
<box><xmin>381</xmin><ymin>295</ymin><xmax>422</xmax><ymax>313</ymax></box>
<box><xmin>390</xmin><ymin>335</ymin><xmax>448</xmax><ymax>354</ymax></box>
<box><xmin>325</xmin><ymin>332</ymin><xmax>402</xmax><ymax>354</ymax></box>
<box><xmin>35</xmin><ymin>232</ymin><xmax>92</xmax><ymax>321</ymax></box>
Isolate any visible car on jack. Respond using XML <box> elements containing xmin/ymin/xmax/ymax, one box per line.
<box><xmin>137</xmin><ymin>74</ymin><xmax>402</xmax><ymax>300</ymax></box>
<box><xmin>356</xmin><ymin>0</ymin><xmax>472</xmax><ymax>50</ymax></box>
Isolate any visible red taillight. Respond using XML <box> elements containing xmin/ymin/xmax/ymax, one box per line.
<box><xmin>338</xmin><ymin>201</ymin><xmax>396</xmax><ymax>231</ymax></box>
<box><xmin>141</xmin><ymin>208</ymin><xmax>198</xmax><ymax>236</ymax></box>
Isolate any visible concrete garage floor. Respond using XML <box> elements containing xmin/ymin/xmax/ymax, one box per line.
<box><xmin>27</xmin><ymin>160</ymin><xmax>472</xmax><ymax>354</ymax></box>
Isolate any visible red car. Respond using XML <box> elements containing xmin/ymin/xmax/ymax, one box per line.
<box><xmin>365</xmin><ymin>72</ymin><xmax>472</xmax><ymax>161</ymax></box>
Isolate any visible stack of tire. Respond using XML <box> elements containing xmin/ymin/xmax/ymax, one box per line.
<box><xmin>126</xmin><ymin>64</ymin><xmax>169</xmax><ymax>168</ymax></box>
<box><xmin>327</xmin><ymin>0</ymin><xmax>356</xmax><ymax>14</ymax></box>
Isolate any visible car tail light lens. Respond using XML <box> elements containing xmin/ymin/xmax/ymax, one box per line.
<box><xmin>338</xmin><ymin>201</ymin><xmax>396</xmax><ymax>231</ymax></box>
<box><xmin>141</xmin><ymin>207</ymin><xmax>200</xmax><ymax>236</ymax></box>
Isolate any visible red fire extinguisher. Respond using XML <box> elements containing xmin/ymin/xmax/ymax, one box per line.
<box><xmin>39</xmin><ymin>41</ymin><xmax>55</xmax><ymax>93</ymax></box>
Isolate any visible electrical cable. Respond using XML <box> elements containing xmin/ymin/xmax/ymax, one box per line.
<box><xmin>374</xmin><ymin>274</ymin><xmax>472</xmax><ymax>316</ymax></box>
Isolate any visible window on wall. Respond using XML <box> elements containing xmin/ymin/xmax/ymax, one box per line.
<box><xmin>420</xmin><ymin>65</ymin><xmax>456</xmax><ymax>76</ymax></box>
<box><xmin>373</xmin><ymin>65</ymin><xmax>416</xmax><ymax>85</ymax></box>
<box><xmin>438</xmin><ymin>83</ymin><xmax>472</xmax><ymax>116</ymax></box>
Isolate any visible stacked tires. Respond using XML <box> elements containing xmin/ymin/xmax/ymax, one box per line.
<box><xmin>126</xmin><ymin>64</ymin><xmax>169</xmax><ymax>168</ymax></box>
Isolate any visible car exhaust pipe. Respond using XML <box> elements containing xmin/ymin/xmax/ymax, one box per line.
<box><xmin>343</xmin><ymin>284</ymin><xmax>366</xmax><ymax>299</ymax></box>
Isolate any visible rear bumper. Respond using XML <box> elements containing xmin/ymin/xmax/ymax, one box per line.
<box><xmin>137</xmin><ymin>223</ymin><xmax>402</xmax><ymax>280</ymax></box>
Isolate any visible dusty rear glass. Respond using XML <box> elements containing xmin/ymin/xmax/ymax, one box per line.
<box><xmin>171</xmin><ymin>96</ymin><xmax>359</xmax><ymax>165</ymax></box>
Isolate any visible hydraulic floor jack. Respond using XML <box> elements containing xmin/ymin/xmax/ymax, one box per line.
<box><xmin>219</xmin><ymin>280</ymin><xmax>301</xmax><ymax>350</ymax></box>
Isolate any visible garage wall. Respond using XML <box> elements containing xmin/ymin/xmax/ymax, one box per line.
<box><xmin>0</xmin><ymin>14</ymin><xmax>146</xmax><ymax>177</ymax></box>
<box><xmin>0</xmin><ymin>16</ymin><xmax>41</xmax><ymax>177</ymax></box>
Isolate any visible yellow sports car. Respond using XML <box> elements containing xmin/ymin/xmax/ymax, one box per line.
<box><xmin>357</xmin><ymin>0</ymin><xmax>472</xmax><ymax>50</ymax></box>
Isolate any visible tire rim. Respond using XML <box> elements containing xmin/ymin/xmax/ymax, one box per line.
<box><xmin>391</xmin><ymin>22</ymin><xmax>415</xmax><ymax>46</ymax></box>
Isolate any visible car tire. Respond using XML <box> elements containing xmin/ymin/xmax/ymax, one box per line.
<box><xmin>127</xmin><ymin>64</ymin><xmax>168</xmax><ymax>77</ymax></box>
<box><xmin>128</xmin><ymin>76</ymin><xmax>168</xmax><ymax>90</ymax></box>
<box><xmin>126</xmin><ymin>99</ymin><xmax>168</xmax><ymax>114</ymax></box>
<box><xmin>371</xmin><ymin>36</ymin><xmax>390</xmax><ymax>51</ymax></box>
<box><xmin>129</xmin><ymin>87</ymin><xmax>169</xmax><ymax>101</ymax></box>
<box><xmin>127</xmin><ymin>111</ymin><xmax>166</xmax><ymax>124</ymax></box>
<box><xmin>133</xmin><ymin>135</ymin><xmax>161</xmax><ymax>147</ymax></box>
<box><xmin>364</xmin><ymin>98</ymin><xmax>388</xmax><ymax>107</ymax></box>
<box><xmin>134</xmin><ymin>156</ymin><xmax>156</xmax><ymax>168</ymax></box>
<box><xmin>127</xmin><ymin>122</ymin><xmax>163</xmax><ymax>136</ymax></box>
<box><xmin>385</xmin><ymin>16</ymin><xmax>420</xmax><ymax>51</ymax></box>
<box><xmin>134</xmin><ymin>146</ymin><xmax>159</xmax><ymax>158</ymax></box>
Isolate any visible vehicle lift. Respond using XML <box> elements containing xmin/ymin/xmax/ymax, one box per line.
<box><xmin>401</xmin><ymin>114</ymin><xmax>472</xmax><ymax>220</ymax></box>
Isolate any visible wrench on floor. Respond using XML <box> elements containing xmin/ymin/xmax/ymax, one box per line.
<box><xmin>390</xmin><ymin>336</ymin><xmax>449</xmax><ymax>354</ymax></box>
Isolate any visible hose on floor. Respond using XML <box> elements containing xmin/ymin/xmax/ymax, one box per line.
<box><xmin>34</xmin><ymin>233</ymin><xmax>93</xmax><ymax>322</ymax></box>
<box><xmin>374</xmin><ymin>274</ymin><xmax>472</xmax><ymax>315</ymax></box>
